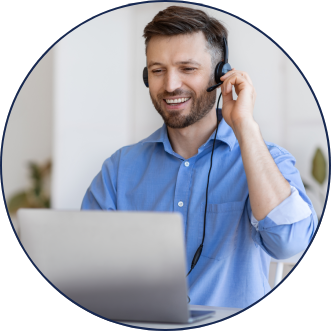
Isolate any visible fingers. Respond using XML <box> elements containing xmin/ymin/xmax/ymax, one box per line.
<box><xmin>221</xmin><ymin>69</ymin><xmax>253</xmax><ymax>85</ymax></box>
<box><xmin>221</xmin><ymin>74</ymin><xmax>247</xmax><ymax>96</ymax></box>
<box><xmin>221</xmin><ymin>85</ymin><xmax>233</xmax><ymax>104</ymax></box>
<box><xmin>220</xmin><ymin>69</ymin><xmax>254</xmax><ymax>95</ymax></box>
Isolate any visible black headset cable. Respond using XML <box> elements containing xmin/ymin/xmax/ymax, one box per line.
<box><xmin>186</xmin><ymin>91</ymin><xmax>222</xmax><ymax>277</ymax></box>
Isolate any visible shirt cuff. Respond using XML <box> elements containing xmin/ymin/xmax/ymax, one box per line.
<box><xmin>250</xmin><ymin>186</ymin><xmax>312</xmax><ymax>231</ymax></box>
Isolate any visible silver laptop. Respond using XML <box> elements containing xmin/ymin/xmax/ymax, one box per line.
<box><xmin>17</xmin><ymin>209</ymin><xmax>215</xmax><ymax>324</ymax></box>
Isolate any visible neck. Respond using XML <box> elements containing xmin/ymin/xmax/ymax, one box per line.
<box><xmin>167</xmin><ymin>107</ymin><xmax>218</xmax><ymax>159</ymax></box>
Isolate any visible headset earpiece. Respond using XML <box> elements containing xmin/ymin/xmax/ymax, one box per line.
<box><xmin>214</xmin><ymin>62</ymin><xmax>232</xmax><ymax>84</ymax></box>
<box><xmin>143</xmin><ymin>67</ymin><xmax>149</xmax><ymax>88</ymax></box>
<box><xmin>206</xmin><ymin>37</ymin><xmax>232</xmax><ymax>92</ymax></box>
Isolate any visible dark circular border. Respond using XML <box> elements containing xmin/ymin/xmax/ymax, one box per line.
<box><xmin>1</xmin><ymin>1</ymin><xmax>329</xmax><ymax>330</ymax></box>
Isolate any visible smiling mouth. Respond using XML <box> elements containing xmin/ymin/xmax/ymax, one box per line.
<box><xmin>164</xmin><ymin>97</ymin><xmax>191</xmax><ymax>105</ymax></box>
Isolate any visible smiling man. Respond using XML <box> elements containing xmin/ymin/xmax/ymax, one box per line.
<box><xmin>82</xmin><ymin>6</ymin><xmax>317</xmax><ymax>308</ymax></box>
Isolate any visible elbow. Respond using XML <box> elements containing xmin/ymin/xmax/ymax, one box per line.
<box><xmin>262</xmin><ymin>216</ymin><xmax>315</xmax><ymax>260</ymax></box>
<box><xmin>269</xmin><ymin>237</ymin><xmax>307</xmax><ymax>260</ymax></box>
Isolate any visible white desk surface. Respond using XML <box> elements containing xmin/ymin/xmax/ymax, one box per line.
<box><xmin>115</xmin><ymin>305</ymin><xmax>242</xmax><ymax>329</ymax></box>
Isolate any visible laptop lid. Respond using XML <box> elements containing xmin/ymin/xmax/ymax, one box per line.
<box><xmin>17</xmin><ymin>209</ymin><xmax>190</xmax><ymax>323</ymax></box>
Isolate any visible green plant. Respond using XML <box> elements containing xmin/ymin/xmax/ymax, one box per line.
<box><xmin>311</xmin><ymin>147</ymin><xmax>327</xmax><ymax>185</ymax></box>
<box><xmin>7</xmin><ymin>160</ymin><xmax>51</xmax><ymax>215</ymax></box>
<box><xmin>302</xmin><ymin>147</ymin><xmax>328</xmax><ymax>221</ymax></box>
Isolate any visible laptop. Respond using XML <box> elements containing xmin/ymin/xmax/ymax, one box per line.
<box><xmin>17</xmin><ymin>209</ymin><xmax>215</xmax><ymax>324</ymax></box>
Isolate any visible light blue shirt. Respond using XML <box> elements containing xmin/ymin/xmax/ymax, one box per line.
<box><xmin>81</xmin><ymin>118</ymin><xmax>317</xmax><ymax>308</ymax></box>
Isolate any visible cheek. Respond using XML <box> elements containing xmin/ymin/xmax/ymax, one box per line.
<box><xmin>148</xmin><ymin>77</ymin><xmax>163</xmax><ymax>96</ymax></box>
<box><xmin>150</xmin><ymin>89</ymin><xmax>161</xmax><ymax>102</ymax></box>
<box><xmin>182</xmin><ymin>73</ymin><xmax>210</xmax><ymax>93</ymax></box>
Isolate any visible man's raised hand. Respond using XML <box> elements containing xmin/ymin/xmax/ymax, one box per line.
<box><xmin>220</xmin><ymin>69</ymin><xmax>257</xmax><ymax>134</ymax></box>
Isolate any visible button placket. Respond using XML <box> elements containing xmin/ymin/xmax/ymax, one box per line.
<box><xmin>173</xmin><ymin>158</ymin><xmax>197</xmax><ymax>225</ymax></box>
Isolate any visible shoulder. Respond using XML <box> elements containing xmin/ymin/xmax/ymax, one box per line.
<box><xmin>264</xmin><ymin>140</ymin><xmax>297</xmax><ymax>165</ymax></box>
<box><xmin>264</xmin><ymin>140</ymin><xmax>292</xmax><ymax>156</ymax></box>
<box><xmin>103</xmin><ymin>126</ymin><xmax>164</xmax><ymax>167</ymax></box>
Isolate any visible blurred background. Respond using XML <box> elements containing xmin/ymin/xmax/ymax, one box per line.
<box><xmin>2</xmin><ymin>3</ymin><xmax>328</xmax><ymax>287</ymax></box>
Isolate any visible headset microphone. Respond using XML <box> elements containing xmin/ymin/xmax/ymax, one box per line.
<box><xmin>206</xmin><ymin>83</ymin><xmax>222</xmax><ymax>92</ymax></box>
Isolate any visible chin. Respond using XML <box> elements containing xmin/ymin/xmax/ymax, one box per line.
<box><xmin>163</xmin><ymin>113</ymin><xmax>197</xmax><ymax>129</ymax></box>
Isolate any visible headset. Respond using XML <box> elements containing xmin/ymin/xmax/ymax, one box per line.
<box><xmin>143</xmin><ymin>37</ymin><xmax>232</xmax><ymax>276</ymax></box>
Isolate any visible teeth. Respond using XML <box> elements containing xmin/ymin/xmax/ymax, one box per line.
<box><xmin>165</xmin><ymin>97</ymin><xmax>190</xmax><ymax>104</ymax></box>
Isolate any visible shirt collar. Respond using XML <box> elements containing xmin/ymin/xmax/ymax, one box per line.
<box><xmin>140</xmin><ymin>123</ymin><xmax>175</xmax><ymax>156</ymax></box>
<box><xmin>140</xmin><ymin>109</ymin><xmax>237</xmax><ymax>152</ymax></box>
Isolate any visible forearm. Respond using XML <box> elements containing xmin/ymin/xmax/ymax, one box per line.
<box><xmin>234</xmin><ymin>118</ymin><xmax>291</xmax><ymax>221</ymax></box>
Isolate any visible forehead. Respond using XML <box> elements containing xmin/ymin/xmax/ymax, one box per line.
<box><xmin>146</xmin><ymin>31</ymin><xmax>211</xmax><ymax>66</ymax></box>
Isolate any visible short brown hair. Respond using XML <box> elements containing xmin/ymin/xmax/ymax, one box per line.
<box><xmin>143</xmin><ymin>6</ymin><xmax>228</xmax><ymax>68</ymax></box>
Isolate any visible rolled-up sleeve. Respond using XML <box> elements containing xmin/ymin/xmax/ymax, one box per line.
<box><xmin>248</xmin><ymin>144</ymin><xmax>319</xmax><ymax>260</ymax></box>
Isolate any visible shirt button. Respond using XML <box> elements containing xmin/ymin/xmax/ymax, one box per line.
<box><xmin>184</xmin><ymin>161</ymin><xmax>190</xmax><ymax>167</ymax></box>
<box><xmin>178</xmin><ymin>201</ymin><xmax>184</xmax><ymax>207</ymax></box>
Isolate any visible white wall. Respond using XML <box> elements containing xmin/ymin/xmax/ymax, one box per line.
<box><xmin>2</xmin><ymin>50</ymin><xmax>53</xmax><ymax>201</ymax></box>
<box><xmin>129</xmin><ymin>3</ymin><xmax>167</xmax><ymax>143</ymax></box>
<box><xmin>52</xmin><ymin>8</ymin><xmax>135</xmax><ymax>209</ymax></box>
<box><xmin>283</xmin><ymin>58</ymin><xmax>328</xmax><ymax>215</ymax></box>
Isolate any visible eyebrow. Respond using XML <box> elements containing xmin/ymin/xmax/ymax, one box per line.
<box><xmin>147</xmin><ymin>59</ymin><xmax>201</xmax><ymax>69</ymax></box>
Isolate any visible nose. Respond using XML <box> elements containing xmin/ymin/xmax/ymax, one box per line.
<box><xmin>164</xmin><ymin>69</ymin><xmax>182</xmax><ymax>93</ymax></box>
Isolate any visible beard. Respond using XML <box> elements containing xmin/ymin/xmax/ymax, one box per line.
<box><xmin>149</xmin><ymin>78</ymin><xmax>217</xmax><ymax>129</ymax></box>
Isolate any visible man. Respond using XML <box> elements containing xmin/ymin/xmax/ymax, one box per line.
<box><xmin>82</xmin><ymin>6</ymin><xmax>317</xmax><ymax>308</ymax></box>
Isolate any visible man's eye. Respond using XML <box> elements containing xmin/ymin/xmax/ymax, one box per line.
<box><xmin>152</xmin><ymin>69</ymin><xmax>163</xmax><ymax>73</ymax></box>
<box><xmin>183</xmin><ymin>68</ymin><xmax>196</xmax><ymax>72</ymax></box>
